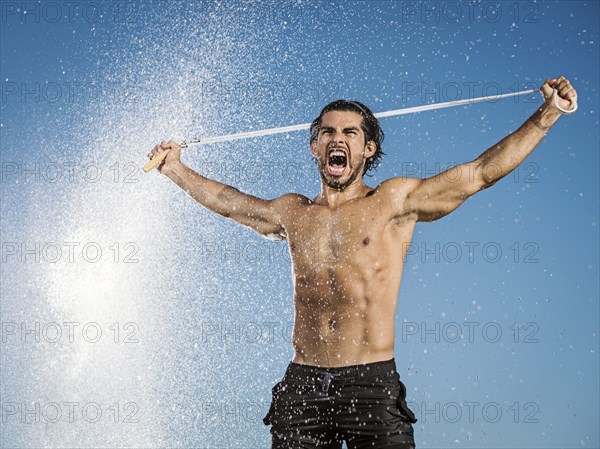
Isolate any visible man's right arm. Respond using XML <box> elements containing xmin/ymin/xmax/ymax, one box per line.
<box><xmin>148</xmin><ymin>140</ymin><xmax>295</xmax><ymax>241</ymax></box>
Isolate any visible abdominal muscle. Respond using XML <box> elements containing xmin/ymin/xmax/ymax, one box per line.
<box><xmin>290</xmin><ymin>259</ymin><xmax>403</xmax><ymax>367</ymax></box>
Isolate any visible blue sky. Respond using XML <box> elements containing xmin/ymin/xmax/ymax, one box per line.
<box><xmin>1</xmin><ymin>1</ymin><xmax>598</xmax><ymax>447</ymax></box>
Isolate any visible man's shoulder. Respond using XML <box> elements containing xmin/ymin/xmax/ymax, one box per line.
<box><xmin>273</xmin><ymin>192</ymin><xmax>312</xmax><ymax>207</ymax></box>
<box><xmin>376</xmin><ymin>177</ymin><xmax>422</xmax><ymax>195</ymax></box>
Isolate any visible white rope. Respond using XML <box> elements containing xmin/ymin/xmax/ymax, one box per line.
<box><xmin>373</xmin><ymin>89</ymin><xmax>539</xmax><ymax>118</ymax></box>
<box><xmin>181</xmin><ymin>88</ymin><xmax>540</xmax><ymax>147</ymax></box>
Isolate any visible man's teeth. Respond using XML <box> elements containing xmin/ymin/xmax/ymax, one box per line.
<box><xmin>327</xmin><ymin>149</ymin><xmax>347</xmax><ymax>174</ymax></box>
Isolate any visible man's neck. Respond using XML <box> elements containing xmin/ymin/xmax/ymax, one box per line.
<box><xmin>314</xmin><ymin>178</ymin><xmax>372</xmax><ymax>209</ymax></box>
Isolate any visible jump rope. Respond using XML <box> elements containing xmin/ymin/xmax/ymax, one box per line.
<box><xmin>143</xmin><ymin>88</ymin><xmax>576</xmax><ymax>173</ymax></box>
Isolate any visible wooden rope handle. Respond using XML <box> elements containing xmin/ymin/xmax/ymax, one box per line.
<box><xmin>143</xmin><ymin>140</ymin><xmax>188</xmax><ymax>173</ymax></box>
<box><xmin>143</xmin><ymin>149</ymin><xmax>171</xmax><ymax>173</ymax></box>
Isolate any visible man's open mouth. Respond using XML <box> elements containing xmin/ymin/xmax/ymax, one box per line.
<box><xmin>327</xmin><ymin>149</ymin><xmax>348</xmax><ymax>176</ymax></box>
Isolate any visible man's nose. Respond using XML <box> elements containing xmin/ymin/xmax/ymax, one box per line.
<box><xmin>331</xmin><ymin>130</ymin><xmax>345</xmax><ymax>143</ymax></box>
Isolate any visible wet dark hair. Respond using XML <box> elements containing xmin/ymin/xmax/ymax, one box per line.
<box><xmin>310</xmin><ymin>99</ymin><xmax>385</xmax><ymax>176</ymax></box>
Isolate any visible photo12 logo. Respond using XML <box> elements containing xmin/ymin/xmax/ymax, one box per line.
<box><xmin>399</xmin><ymin>2</ymin><xmax>539</xmax><ymax>24</ymax></box>
<box><xmin>407</xmin><ymin>400</ymin><xmax>540</xmax><ymax>424</ymax></box>
<box><xmin>1</xmin><ymin>80</ymin><xmax>138</xmax><ymax>107</ymax></box>
<box><xmin>403</xmin><ymin>241</ymin><xmax>540</xmax><ymax>264</ymax></box>
<box><xmin>1</xmin><ymin>160</ymin><xmax>142</xmax><ymax>184</ymax></box>
<box><xmin>1</xmin><ymin>2</ymin><xmax>137</xmax><ymax>24</ymax></box>
<box><xmin>1</xmin><ymin>401</ymin><xmax>139</xmax><ymax>424</ymax></box>
<box><xmin>200</xmin><ymin>321</ymin><xmax>294</xmax><ymax>345</ymax></box>
<box><xmin>1</xmin><ymin>321</ymin><xmax>140</xmax><ymax>344</ymax></box>
<box><xmin>196</xmin><ymin>400</ymin><xmax>270</xmax><ymax>425</ymax></box>
<box><xmin>1</xmin><ymin>241</ymin><xmax>139</xmax><ymax>264</ymax></box>
<box><xmin>401</xmin><ymin>320</ymin><xmax>540</xmax><ymax>344</ymax></box>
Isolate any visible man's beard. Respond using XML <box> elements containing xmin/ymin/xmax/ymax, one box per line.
<box><xmin>316</xmin><ymin>158</ymin><xmax>363</xmax><ymax>191</ymax></box>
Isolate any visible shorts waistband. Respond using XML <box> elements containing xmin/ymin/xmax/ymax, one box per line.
<box><xmin>284</xmin><ymin>358</ymin><xmax>397</xmax><ymax>382</ymax></box>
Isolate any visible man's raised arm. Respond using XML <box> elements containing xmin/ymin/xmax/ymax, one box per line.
<box><xmin>402</xmin><ymin>76</ymin><xmax>577</xmax><ymax>222</ymax></box>
<box><xmin>148</xmin><ymin>141</ymin><xmax>294</xmax><ymax>240</ymax></box>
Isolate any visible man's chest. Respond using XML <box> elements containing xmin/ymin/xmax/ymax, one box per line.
<box><xmin>285</xmin><ymin>204</ymin><xmax>412</xmax><ymax>264</ymax></box>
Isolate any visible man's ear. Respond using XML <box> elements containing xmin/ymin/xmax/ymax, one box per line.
<box><xmin>364</xmin><ymin>141</ymin><xmax>376</xmax><ymax>158</ymax></box>
<box><xmin>311</xmin><ymin>140</ymin><xmax>317</xmax><ymax>157</ymax></box>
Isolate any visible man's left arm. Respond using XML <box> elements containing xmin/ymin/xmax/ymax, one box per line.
<box><xmin>403</xmin><ymin>75</ymin><xmax>577</xmax><ymax>222</ymax></box>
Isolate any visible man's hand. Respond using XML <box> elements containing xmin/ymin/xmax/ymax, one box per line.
<box><xmin>147</xmin><ymin>140</ymin><xmax>182</xmax><ymax>174</ymax></box>
<box><xmin>540</xmin><ymin>76</ymin><xmax>578</xmax><ymax>113</ymax></box>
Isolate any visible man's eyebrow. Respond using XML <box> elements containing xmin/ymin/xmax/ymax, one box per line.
<box><xmin>320</xmin><ymin>125</ymin><xmax>361</xmax><ymax>132</ymax></box>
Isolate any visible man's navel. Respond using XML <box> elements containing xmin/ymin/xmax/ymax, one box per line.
<box><xmin>328</xmin><ymin>319</ymin><xmax>336</xmax><ymax>333</ymax></box>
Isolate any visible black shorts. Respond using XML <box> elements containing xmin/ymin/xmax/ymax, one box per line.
<box><xmin>263</xmin><ymin>358</ymin><xmax>417</xmax><ymax>448</ymax></box>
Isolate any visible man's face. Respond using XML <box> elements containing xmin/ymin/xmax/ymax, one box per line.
<box><xmin>311</xmin><ymin>110</ymin><xmax>376</xmax><ymax>190</ymax></box>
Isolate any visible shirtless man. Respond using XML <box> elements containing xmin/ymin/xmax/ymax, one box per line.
<box><xmin>148</xmin><ymin>76</ymin><xmax>577</xmax><ymax>448</ymax></box>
